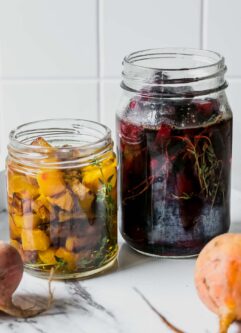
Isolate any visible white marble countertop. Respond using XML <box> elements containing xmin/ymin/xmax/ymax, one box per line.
<box><xmin>1</xmin><ymin>190</ymin><xmax>241</xmax><ymax>333</ymax></box>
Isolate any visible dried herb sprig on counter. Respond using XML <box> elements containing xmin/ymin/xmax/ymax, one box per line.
<box><xmin>134</xmin><ymin>288</ymin><xmax>186</xmax><ymax>333</ymax></box>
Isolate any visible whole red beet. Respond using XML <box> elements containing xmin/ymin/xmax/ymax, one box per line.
<box><xmin>0</xmin><ymin>241</ymin><xmax>53</xmax><ymax>317</ymax></box>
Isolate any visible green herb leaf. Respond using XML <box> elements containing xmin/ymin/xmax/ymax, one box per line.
<box><xmin>107</xmin><ymin>174</ymin><xmax>114</xmax><ymax>182</ymax></box>
<box><xmin>54</xmin><ymin>256</ymin><xmax>67</xmax><ymax>270</ymax></box>
<box><xmin>98</xmin><ymin>177</ymin><xmax>104</xmax><ymax>184</ymax></box>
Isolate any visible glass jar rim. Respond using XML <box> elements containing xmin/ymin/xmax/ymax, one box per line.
<box><xmin>9</xmin><ymin>118</ymin><xmax>111</xmax><ymax>149</ymax></box>
<box><xmin>8</xmin><ymin>118</ymin><xmax>113</xmax><ymax>169</ymax></box>
<box><xmin>122</xmin><ymin>48</ymin><xmax>227</xmax><ymax>97</ymax></box>
<box><xmin>123</xmin><ymin>47</ymin><xmax>225</xmax><ymax>72</ymax></box>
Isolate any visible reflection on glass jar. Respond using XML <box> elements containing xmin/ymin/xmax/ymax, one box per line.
<box><xmin>7</xmin><ymin>119</ymin><xmax>118</xmax><ymax>279</ymax></box>
<box><xmin>117</xmin><ymin>48</ymin><xmax>232</xmax><ymax>257</ymax></box>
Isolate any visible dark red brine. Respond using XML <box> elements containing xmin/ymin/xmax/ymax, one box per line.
<box><xmin>117</xmin><ymin>49</ymin><xmax>233</xmax><ymax>257</ymax></box>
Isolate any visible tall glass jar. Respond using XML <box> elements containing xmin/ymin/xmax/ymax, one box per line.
<box><xmin>7</xmin><ymin>119</ymin><xmax>118</xmax><ymax>279</ymax></box>
<box><xmin>117</xmin><ymin>48</ymin><xmax>232</xmax><ymax>257</ymax></box>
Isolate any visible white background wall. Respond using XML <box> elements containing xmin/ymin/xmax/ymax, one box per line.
<box><xmin>0</xmin><ymin>0</ymin><xmax>240</xmax><ymax>188</ymax></box>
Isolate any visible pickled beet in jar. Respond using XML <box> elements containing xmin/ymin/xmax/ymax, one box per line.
<box><xmin>117</xmin><ymin>48</ymin><xmax>232</xmax><ymax>257</ymax></box>
<box><xmin>7</xmin><ymin>119</ymin><xmax>117</xmax><ymax>279</ymax></box>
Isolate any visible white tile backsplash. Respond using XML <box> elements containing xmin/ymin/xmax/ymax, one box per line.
<box><xmin>206</xmin><ymin>0</ymin><xmax>241</xmax><ymax>77</ymax></box>
<box><xmin>0</xmin><ymin>0</ymin><xmax>241</xmax><ymax>187</ymax></box>
<box><xmin>100</xmin><ymin>0</ymin><xmax>202</xmax><ymax>77</ymax></box>
<box><xmin>0</xmin><ymin>81</ymin><xmax>98</xmax><ymax>168</ymax></box>
<box><xmin>0</xmin><ymin>0</ymin><xmax>97</xmax><ymax>78</ymax></box>
<box><xmin>100</xmin><ymin>80</ymin><xmax>121</xmax><ymax>143</ymax></box>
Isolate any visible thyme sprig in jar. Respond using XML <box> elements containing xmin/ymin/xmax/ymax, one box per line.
<box><xmin>7</xmin><ymin>119</ymin><xmax>118</xmax><ymax>279</ymax></box>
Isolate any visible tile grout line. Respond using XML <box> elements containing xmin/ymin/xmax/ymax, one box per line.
<box><xmin>1</xmin><ymin>75</ymin><xmax>241</xmax><ymax>82</ymax></box>
<box><xmin>201</xmin><ymin>0</ymin><xmax>208</xmax><ymax>49</ymax></box>
<box><xmin>0</xmin><ymin>77</ymin><xmax>99</xmax><ymax>81</ymax></box>
<box><xmin>200</xmin><ymin>0</ymin><xmax>204</xmax><ymax>48</ymax></box>
<box><xmin>0</xmin><ymin>80</ymin><xmax>5</xmax><ymax>171</ymax></box>
<box><xmin>0</xmin><ymin>77</ymin><xmax>121</xmax><ymax>82</ymax></box>
<box><xmin>96</xmin><ymin>0</ymin><xmax>101</xmax><ymax>123</ymax></box>
<box><xmin>98</xmin><ymin>0</ymin><xmax>104</xmax><ymax>80</ymax></box>
<box><xmin>0</xmin><ymin>78</ymin><xmax>100</xmax><ymax>84</ymax></box>
<box><xmin>0</xmin><ymin>42</ymin><xmax>6</xmax><ymax>171</ymax></box>
<box><xmin>97</xmin><ymin>0</ymin><xmax>107</xmax><ymax>124</ymax></box>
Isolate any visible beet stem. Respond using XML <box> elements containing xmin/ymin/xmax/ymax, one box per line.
<box><xmin>47</xmin><ymin>267</ymin><xmax>54</xmax><ymax>309</ymax></box>
<box><xmin>134</xmin><ymin>287</ymin><xmax>186</xmax><ymax>333</ymax></box>
<box><xmin>219</xmin><ymin>313</ymin><xmax>235</xmax><ymax>333</ymax></box>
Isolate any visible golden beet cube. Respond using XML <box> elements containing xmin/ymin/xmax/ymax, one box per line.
<box><xmin>10</xmin><ymin>239</ymin><xmax>25</xmax><ymax>262</ymax></box>
<box><xmin>8</xmin><ymin>174</ymin><xmax>39</xmax><ymax>199</ymax></box>
<box><xmin>37</xmin><ymin>170</ymin><xmax>66</xmax><ymax>197</ymax></box>
<box><xmin>9</xmin><ymin>215</ymin><xmax>21</xmax><ymax>240</ymax></box>
<box><xmin>65</xmin><ymin>237</ymin><xmax>82</xmax><ymax>252</ymax></box>
<box><xmin>47</xmin><ymin>189</ymin><xmax>74</xmax><ymax>211</ymax></box>
<box><xmin>70</xmin><ymin>179</ymin><xmax>94</xmax><ymax>212</ymax></box>
<box><xmin>31</xmin><ymin>137</ymin><xmax>52</xmax><ymax>148</ymax></box>
<box><xmin>13</xmin><ymin>213</ymin><xmax>41</xmax><ymax>229</ymax></box>
<box><xmin>38</xmin><ymin>248</ymin><xmax>57</xmax><ymax>265</ymax></box>
<box><xmin>55</xmin><ymin>247</ymin><xmax>78</xmax><ymax>271</ymax></box>
<box><xmin>22</xmin><ymin>229</ymin><xmax>50</xmax><ymax>251</ymax></box>
<box><xmin>10</xmin><ymin>194</ymin><xmax>32</xmax><ymax>216</ymax></box>
<box><xmin>82</xmin><ymin>159</ymin><xmax>117</xmax><ymax>192</ymax></box>
<box><xmin>10</xmin><ymin>238</ymin><xmax>36</xmax><ymax>264</ymax></box>
<box><xmin>32</xmin><ymin>195</ymin><xmax>56</xmax><ymax>221</ymax></box>
<box><xmin>66</xmin><ymin>223</ymin><xmax>101</xmax><ymax>251</ymax></box>
<box><xmin>55</xmin><ymin>247</ymin><xmax>91</xmax><ymax>271</ymax></box>
<box><xmin>58</xmin><ymin>210</ymin><xmax>85</xmax><ymax>222</ymax></box>
<box><xmin>31</xmin><ymin>137</ymin><xmax>60</xmax><ymax>165</ymax></box>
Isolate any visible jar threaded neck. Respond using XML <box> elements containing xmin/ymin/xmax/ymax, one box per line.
<box><xmin>122</xmin><ymin>48</ymin><xmax>227</xmax><ymax>97</ymax></box>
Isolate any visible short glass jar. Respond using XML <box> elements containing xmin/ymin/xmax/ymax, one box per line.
<box><xmin>117</xmin><ymin>48</ymin><xmax>232</xmax><ymax>257</ymax></box>
<box><xmin>7</xmin><ymin>119</ymin><xmax>118</xmax><ymax>279</ymax></box>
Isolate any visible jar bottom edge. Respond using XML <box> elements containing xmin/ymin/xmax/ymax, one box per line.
<box><xmin>24</xmin><ymin>255</ymin><xmax>118</xmax><ymax>280</ymax></box>
<box><xmin>129</xmin><ymin>245</ymin><xmax>199</xmax><ymax>259</ymax></box>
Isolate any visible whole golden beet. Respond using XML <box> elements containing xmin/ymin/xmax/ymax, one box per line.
<box><xmin>195</xmin><ymin>233</ymin><xmax>241</xmax><ymax>333</ymax></box>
